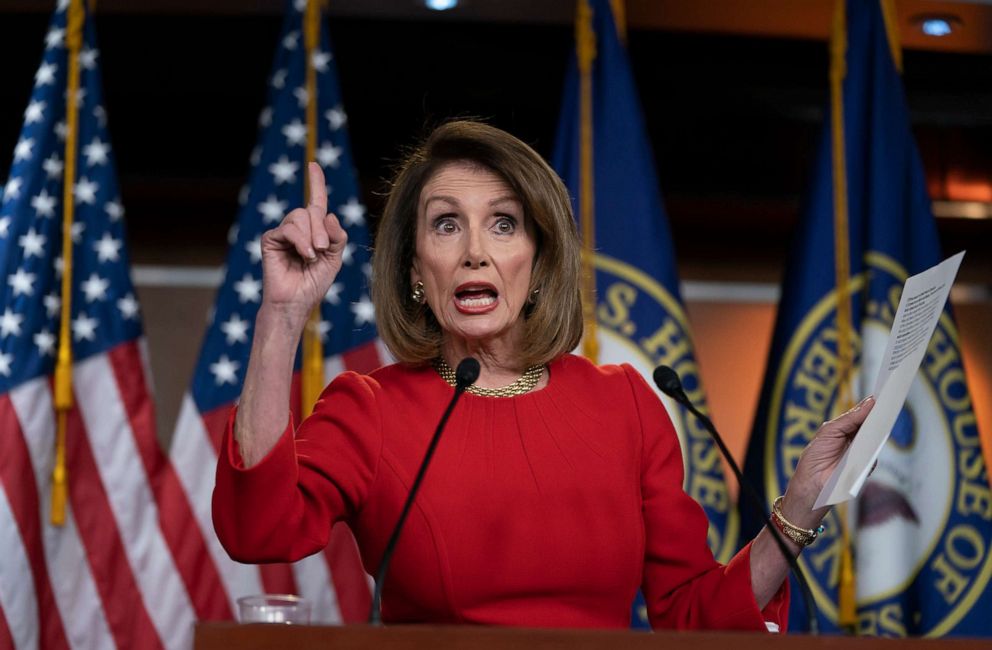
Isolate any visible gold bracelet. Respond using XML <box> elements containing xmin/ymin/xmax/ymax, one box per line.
<box><xmin>771</xmin><ymin>496</ymin><xmax>824</xmax><ymax>547</ymax></box>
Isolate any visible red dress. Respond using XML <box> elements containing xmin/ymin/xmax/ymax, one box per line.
<box><xmin>213</xmin><ymin>354</ymin><xmax>788</xmax><ymax>630</ymax></box>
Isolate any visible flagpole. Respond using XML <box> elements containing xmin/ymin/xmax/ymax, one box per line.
<box><xmin>51</xmin><ymin>0</ymin><xmax>87</xmax><ymax>527</ymax></box>
<box><xmin>301</xmin><ymin>0</ymin><xmax>324</xmax><ymax>417</ymax></box>
<box><xmin>829</xmin><ymin>0</ymin><xmax>859</xmax><ymax>632</ymax></box>
<box><xmin>577</xmin><ymin>0</ymin><xmax>598</xmax><ymax>363</ymax></box>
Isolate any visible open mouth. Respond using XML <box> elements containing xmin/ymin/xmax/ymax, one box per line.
<box><xmin>454</xmin><ymin>284</ymin><xmax>499</xmax><ymax>309</ymax></box>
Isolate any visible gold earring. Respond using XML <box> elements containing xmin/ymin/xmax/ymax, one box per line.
<box><xmin>411</xmin><ymin>281</ymin><xmax>426</xmax><ymax>304</ymax></box>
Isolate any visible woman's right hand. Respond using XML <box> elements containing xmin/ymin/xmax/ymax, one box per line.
<box><xmin>259</xmin><ymin>162</ymin><xmax>348</xmax><ymax>330</ymax></box>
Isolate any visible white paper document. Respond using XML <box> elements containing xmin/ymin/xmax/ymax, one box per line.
<box><xmin>813</xmin><ymin>251</ymin><xmax>966</xmax><ymax>508</ymax></box>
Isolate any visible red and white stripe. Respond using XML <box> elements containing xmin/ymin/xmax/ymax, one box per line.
<box><xmin>168</xmin><ymin>340</ymin><xmax>390</xmax><ymax>625</ymax></box>
<box><xmin>0</xmin><ymin>338</ymin><xmax>216</xmax><ymax>649</ymax></box>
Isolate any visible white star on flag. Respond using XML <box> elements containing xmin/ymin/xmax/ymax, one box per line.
<box><xmin>72</xmin><ymin>312</ymin><xmax>98</xmax><ymax>341</ymax></box>
<box><xmin>81</xmin><ymin>273</ymin><xmax>109</xmax><ymax>302</ymax></box>
<box><xmin>324</xmin><ymin>282</ymin><xmax>343</xmax><ymax>305</ymax></box>
<box><xmin>245</xmin><ymin>236</ymin><xmax>262</xmax><ymax>263</ymax></box>
<box><xmin>0</xmin><ymin>217</ymin><xmax>9</xmax><ymax>238</ymax></box>
<box><xmin>44</xmin><ymin>293</ymin><xmax>60</xmax><ymax>318</ymax></box>
<box><xmin>14</xmin><ymin>138</ymin><xmax>34</xmax><ymax>163</ymax></box>
<box><xmin>35</xmin><ymin>62</ymin><xmax>57</xmax><ymax>86</ymax></box>
<box><xmin>18</xmin><ymin>228</ymin><xmax>46</xmax><ymax>258</ymax></box>
<box><xmin>351</xmin><ymin>295</ymin><xmax>375</xmax><ymax>326</ymax></box>
<box><xmin>24</xmin><ymin>100</ymin><xmax>46</xmax><ymax>124</ymax></box>
<box><xmin>339</xmin><ymin>197</ymin><xmax>365</xmax><ymax>227</ymax></box>
<box><xmin>258</xmin><ymin>107</ymin><xmax>273</xmax><ymax>128</ymax></box>
<box><xmin>94</xmin><ymin>232</ymin><xmax>122</xmax><ymax>262</ymax></box>
<box><xmin>34</xmin><ymin>328</ymin><xmax>56</xmax><ymax>356</ymax></box>
<box><xmin>0</xmin><ymin>308</ymin><xmax>23</xmax><ymax>337</ymax></box>
<box><xmin>228</xmin><ymin>225</ymin><xmax>240</xmax><ymax>245</ymax></box>
<box><xmin>220</xmin><ymin>313</ymin><xmax>250</xmax><ymax>345</ymax></box>
<box><xmin>31</xmin><ymin>189</ymin><xmax>57</xmax><ymax>218</ymax></box>
<box><xmin>105</xmin><ymin>199</ymin><xmax>124</xmax><ymax>221</ymax></box>
<box><xmin>317</xmin><ymin>319</ymin><xmax>332</xmax><ymax>339</ymax></box>
<box><xmin>238</xmin><ymin>184</ymin><xmax>250</xmax><ymax>206</ymax></box>
<box><xmin>210</xmin><ymin>355</ymin><xmax>240</xmax><ymax>385</ymax></box>
<box><xmin>293</xmin><ymin>0</ymin><xmax>307</xmax><ymax>11</ymax></box>
<box><xmin>8</xmin><ymin>268</ymin><xmax>35</xmax><ymax>296</ymax></box>
<box><xmin>311</xmin><ymin>50</ymin><xmax>331</xmax><ymax>72</ymax></box>
<box><xmin>249</xmin><ymin>146</ymin><xmax>261</xmax><ymax>167</ymax></box>
<box><xmin>269</xmin><ymin>156</ymin><xmax>299</xmax><ymax>185</ymax></box>
<box><xmin>54</xmin><ymin>256</ymin><xmax>63</xmax><ymax>277</ymax></box>
<box><xmin>282</xmin><ymin>119</ymin><xmax>307</xmax><ymax>147</ymax></box>
<box><xmin>74</xmin><ymin>177</ymin><xmax>99</xmax><ymax>204</ymax></box>
<box><xmin>43</xmin><ymin>154</ymin><xmax>64</xmax><ymax>180</ymax></box>
<box><xmin>117</xmin><ymin>293</ymin><xmax>140</xmax><ymax>319</ymax></box>
<box><xmin>71</xmin><ymin>221</ymin><xmax>85</xmax><ymax>243</ymax></box>
<box><xmin>283</xmin><ymin>30</ymin><xmax>299</xmax><ymax>50</ymax></box>
<box><xmin>317</xmin><ymin>142</ymin><xmax>342</xmax><ymax>168</ymax></box>
<box><xmin>271</xmin><ymin>68</ymin><xmax>287</xmax><ymax>89</ymax></box>
<box><xmin>258</xmin><ymin>195</ymin><xmax>287</xmax><ymax>223</ymax></box>
<box><xmin>83</xmin><ymin>136</ymin><xmax>110</xmax><ymax>166</ymax></box>
<box><xmin>341</xmin><ymin>242</ymin><xmax>355</xmax><ymax>265</ymax></box>
<box><xmin>325</xmin><ymin>106</ymin><xmax>347</xmax><ymax>130</ymax></box>
<box><xmin>94</xmin><ymin>105</ymin><xmax>107</xmax><ymax>127</ymax></box>
<box><xmin>4</xmin><ymin>177</ymin><xmax>22</xmax><ymax>200</ymax></box>
<box><xmin>45</xmin><ymin>27</ymin><xmax>65</xmax><ymax>49</ymax></box>
<box><xmin>78</xmin><ymin>46</ymin><xmax>99</xmax><ymax>69</ymax></box>
<box><xmin>293</xmin><ymin>86</ymin><xmax>308</xmax><ymax>109</ymax></box>
<box><xmin>234</xmin><ymin>274</ymin><xmax>262</xmax><ymax>303</ymax></box>
<box><xmin>0</xmin><ymin>352</ymin><xmax>12</xmax><ymax>377</ymax></box>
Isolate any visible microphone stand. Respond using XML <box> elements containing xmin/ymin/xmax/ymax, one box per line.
<box><xmin>653</xmin><ymin>366</ymin><xmax>820</xmax><ymax>635</ymax></box>
<box><xmin>368</xmin><ymin>358</ymin><xmax>480</xmax><ymax>625</ymax></box>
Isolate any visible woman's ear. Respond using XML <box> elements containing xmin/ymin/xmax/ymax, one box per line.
<box><xmin>410</xmin><ymin>258</ymin><xmax>421</xmax><ymax>284</ymax></box>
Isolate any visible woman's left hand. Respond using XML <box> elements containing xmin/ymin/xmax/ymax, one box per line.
<box><xmin>780</xmin><ymin>396</ymin><xmax>876</xmax><ymax>528</ymax></box>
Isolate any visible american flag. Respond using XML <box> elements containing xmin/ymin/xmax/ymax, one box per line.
<box><xmin>0</xmin><ymin>1</ymin><xmax>212</xmax><ymax>648</ymax></box>
<box><xmin>167</xmin><ymin>0</ymin><xmax>387</xmax><ymax>625</ymax></box>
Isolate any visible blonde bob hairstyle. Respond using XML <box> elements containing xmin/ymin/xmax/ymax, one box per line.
<box><xmin>371</xmin><ymin>121</ymin><xmax>583</xmax><ymax>368</ymax></box>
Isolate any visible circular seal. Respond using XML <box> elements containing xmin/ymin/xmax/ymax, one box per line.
<box><xmin>591</xmin><ymin>252</ymin><xmax>738</xmax><ymax>563</ymax></box>
<box><xmin>766</xmin><ymin>251</ymin><xmax>992</xmax><ymax>636</ymax></box>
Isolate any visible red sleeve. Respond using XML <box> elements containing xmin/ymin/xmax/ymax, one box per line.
<box><xmin>211</xmin><ymin>371</ymin><xmax>383</xmax><ymax>563</ymax></box>
<box><xmin>623</xmin><ymin>365</ymin><xmax>789</xmax><ymax>631</ymax></box>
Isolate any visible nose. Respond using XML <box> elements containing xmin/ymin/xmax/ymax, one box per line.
<box><xmin>462</xmin><ymin>226</ymin><xmax>490</xmax><ymax>269</ymax></box>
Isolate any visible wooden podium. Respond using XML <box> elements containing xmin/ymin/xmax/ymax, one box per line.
<box><xmin>195</xmin><ymin>623</ymin><xmax>990</xmax><ymax>649</ymax></box>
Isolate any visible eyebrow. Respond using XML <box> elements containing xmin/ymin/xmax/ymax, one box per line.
<box><xmin>422</xmin><ymin>194</ymin><xmax>521</xmax><ymax>209</ymax></box>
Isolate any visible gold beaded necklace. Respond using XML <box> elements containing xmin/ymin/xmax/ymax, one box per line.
<box><xmin>433</xmin><ymin>357</ymin><xmax>544</xmax><ymax>398</ymax></box>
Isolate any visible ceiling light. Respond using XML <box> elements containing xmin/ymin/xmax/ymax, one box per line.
<box><xmin>425</xmin><ymin>0</ymin><xmax>458</xmax><ymax>10</ymax></box>
<box><xmin>913</xmin><ymin>14</ymin><xmax>961</xmax><ymax>37</ymax></box>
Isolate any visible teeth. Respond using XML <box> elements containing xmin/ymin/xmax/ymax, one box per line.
<box><xmin>457</xmin><ymin>295</ymin><xmax>496</xmax><ymax>307</ymax></box>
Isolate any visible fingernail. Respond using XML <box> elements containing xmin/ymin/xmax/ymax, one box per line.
<box><xmin>854</xmin><ymin>395</ymin><xmax>874</xmax><ymax>411</ymax></box>
<box><xmin>307</xmin><ymin>247</ymin><xmax>317</xmax><ymax>261</ymax></box>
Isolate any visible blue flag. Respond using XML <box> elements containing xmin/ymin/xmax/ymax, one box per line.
<box><xmin>741</xmin><ymin>0</ymin><xmax>992</xmax><ymax>636</ymax></box>
<box><xmin>551</xmin><ymin>0</ymin><xmax>737</xmax><ymax>628</ymax></box>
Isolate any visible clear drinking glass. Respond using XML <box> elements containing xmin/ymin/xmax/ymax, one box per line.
<box><xmin>237</xmin><ymin>594</ymin><xmax>311</xmax><ymax>624</ymax></box>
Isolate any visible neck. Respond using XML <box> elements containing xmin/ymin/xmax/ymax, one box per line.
<box><xmin>441</xmin><ymin>337</ymin><xmax>526</xmax><ymax>390</ymax></box>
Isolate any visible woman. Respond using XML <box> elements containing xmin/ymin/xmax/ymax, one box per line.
<box><xmin>213</xmin><ymin>121</ymin><xmax>873</xmax><ymax>630</ymax></box>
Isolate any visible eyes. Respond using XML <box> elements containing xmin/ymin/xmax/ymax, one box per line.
<box><xmin>431</xmin><ymin>214</ymin><xmax>518</xmax><ymax>236</ymax></box>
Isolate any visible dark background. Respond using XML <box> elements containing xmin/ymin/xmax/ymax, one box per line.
<box><xmin>1</xmin><ymin>0</ymin><xmax>990</xmax><ymax>284</ymax></box>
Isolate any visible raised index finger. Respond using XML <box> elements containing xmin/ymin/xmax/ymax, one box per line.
<box><xmin>307</xmin><ymin>161</ymin><xmax>327</xmax><ymax>213</ymax></box>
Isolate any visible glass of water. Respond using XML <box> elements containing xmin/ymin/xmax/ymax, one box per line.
<box><xmin>237</xmin><ymin>594</ymin><xmax>311</xmax><ymax>624</ymax></box>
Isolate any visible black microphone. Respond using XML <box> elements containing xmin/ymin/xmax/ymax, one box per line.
<box><xmin>368</xmin><ymin>357</ymin><xmax>479</xmax><ymax>625</ymax></box>
<box><xmin>653</xmin><ymin>365</ymin><xmax>821</xmax><ymax>635</ymax></box>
